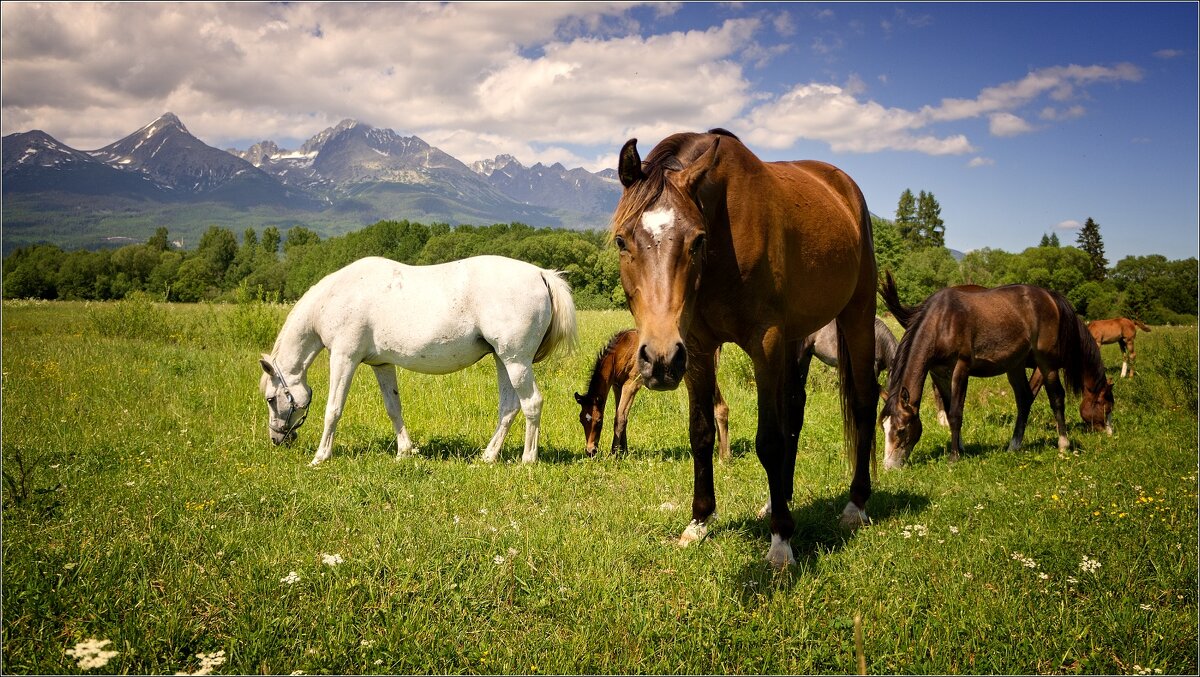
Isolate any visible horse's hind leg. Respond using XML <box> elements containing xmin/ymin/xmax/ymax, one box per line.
<box><xmin>1006</xmin><ymin>367</ymin><xmax>1036</xmax><ymax>452</ymax></box>
<box><xmin>1039</xmin><ymin>366</ymin><xmax>1071</xmax><ymax>450</ymax></box>
<box><xmin>714</xmin><ymin>382</ymin><xmax>731</xmax><ymax>463</ymax></box>
<box><xmin>612</xmin><ymin>378</ymin><xmax>640</xmax><ymax>456</ymax></box>
<box><xmin>311</xmin><ymin>354</ymin><xmax>358</xmax><ymax>467</ymax></box>
<box><xmin>372</xmin><ymin>364</ymin><xmax>414</xmax><ymax>458</ymax></box>
<box><xmin>1118</xmin><ymin>338</ymin><xmax>1129</xmax><ymax>378</ymax></box>
<box><xmin>482</xmin><ymin>354</ymin><xmax>522</xmax><ymax>463</ymax></box>
<box><xmin>1125</xmin><ymin>336</ymin><xmax>1136</xmax><ymax>377</ymax></box>
<box><xmin>503</xmin><ymin>358</ymin><xmax>544</xmax><ymax>464</ymax></box>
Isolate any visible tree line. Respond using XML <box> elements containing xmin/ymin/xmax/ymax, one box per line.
<box><xmin>3</xmin><ymin>197</ymin><xmax>1196</xmax><ymax>323</ymax></box>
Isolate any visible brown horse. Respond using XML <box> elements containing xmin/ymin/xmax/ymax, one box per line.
<box><xmin>877</xmin><ymin>272</ymin><xmax>1113</xmax><ymax>468</ymax></box>
<box><xmin>1088</xmin><ymin>317</ymin><xmax>1151</xmax><ymax>377</ymax></box>
<box><xmin>574</xmin><ymin>328</ymin><xmax>730</xmax><ymax>460</ymax></box>
<box><xmin>611</xmin><ymin>128</ymin><xmax>879</xmax><ymax>567</ymax></box>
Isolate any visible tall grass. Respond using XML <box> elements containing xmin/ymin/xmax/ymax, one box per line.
<box><xmin>2</xmin><ymin>301</ymin><xmax>1196</xmax><ymax>675</ymax></box>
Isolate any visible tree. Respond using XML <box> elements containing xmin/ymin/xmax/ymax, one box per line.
<box><xmin>916</xmin><ymin>190</ymin><xmax>945</xmax><ymax>247</ymax></box>
<box><xmin>261</xmin><ymin>226</ymin><xmax>281</xmax><ymax>256</ymax></box>
<box><xmin>895</xmin><ymin>189</ymin><xmax>918</xmax><ymax>243</ymax></box>
<box><xmin>1038</xmin><ymin>233</ymin><xmax>1060</xmax><ymax>248</ymax></box>
<box><xmin>1075</xmin><ymin>217</ymin><xmax>1108</xmax><ymax>281</ymax></box>
<box><xmin>148</xmin><ymin>227</ymin><xmax>170</xmax><ymax>252</ymax></box>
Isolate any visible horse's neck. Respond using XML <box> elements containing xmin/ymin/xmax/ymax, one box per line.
<box><xmin>271</xmin><ymin>308</ymin><xmax>325</xmax><ymax>381</ymax></box>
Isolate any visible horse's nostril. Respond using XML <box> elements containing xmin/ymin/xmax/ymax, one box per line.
<box><xmin>638</xmin><ymin>344</ymin><xmax>651</xmax><ymax>364</ymax></box>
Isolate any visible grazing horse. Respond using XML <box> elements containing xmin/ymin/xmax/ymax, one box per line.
<box><xmin>574</xmin><ymin>329</ymin><xmax>730</xmax><ymax>460</ymax></box>
<box><xmin>258</xmin><ymin>255</ymin><xmax>577</xmax><ymax>466</ymax></box>
<box><xmin>1088</xmin><ymin>317</ymin><xmax>1151</xmax><ymax>377</ymax></box>
<box><xmin>877</xmin><ymin>272</ymin><xmax>1113</xmax><ymax>469</ymax></box>
<box><xmin>611</xmin><ymin>128</ymin><xmax>879</xmax><ymax>567</ymax></box>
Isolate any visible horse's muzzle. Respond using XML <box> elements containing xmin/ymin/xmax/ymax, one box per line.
<box><xmin>269</xmin><ymin>429</ymin><xmax>298</xmax><ymax>446</ymax></box>
<box><xmin>638</xmin><ymin>341</ymin><xmax>687</xmax><ymax>391</ymax></box>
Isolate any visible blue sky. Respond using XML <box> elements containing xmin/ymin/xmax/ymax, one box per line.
<box><xmin>2</xmin><ymin>2</ymin><xmax>1196</xmax><ymax>261</ymax></box>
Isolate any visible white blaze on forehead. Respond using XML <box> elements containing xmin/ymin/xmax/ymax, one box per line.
<box><xmin>640</xmin><ymin>207</ymin><xmax>675</xmax><ymax>244</ymax></box>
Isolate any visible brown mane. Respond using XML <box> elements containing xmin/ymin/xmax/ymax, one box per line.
<box><xmin>609</xmin><ymin>129</ymin><xmax>739</xmax><ymax>236</ymax></box>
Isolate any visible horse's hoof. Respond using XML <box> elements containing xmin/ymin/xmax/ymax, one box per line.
<box><xmin>766</xmin><ymin>535</ymin><xmax>795</xmax><ymax>568</ymax></box>
<box><xmin>1058</xmin><ymin>436</ymin><xmax>1071</xmax><ymax>450</ymax></box>
<box><xmin>678</xmin><ymin>520</ymin><xmax>709</xmax><ymax>547</ymax></box>
<box><xmin>839</xmin><ymin>502</ymin><xmax>870</xmax><ymax>529</ymax></box>
<box><xmin>756</xmin><ymin>500</ymin><xmax>772</xmax><ymax>520</ymax></box>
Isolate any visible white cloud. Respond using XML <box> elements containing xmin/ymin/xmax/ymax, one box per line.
<box><xmin>0</xmin><ymin>2</ymin><xmax>755</xmax><ymax>166</ymax></box>
<box><xmin>740</xmin><ymin>83</ymin><xmax>974</xmax><ymax>155</ymax></box>
<box><xmin>1154</xmin><ymin>49</ymin><xmax>1184</xmax><ymax>59</ymax></box>
<box><xmin>989</xmin><ymin>112</ymin><xmax>1035</xmax><ymax>137</ymax></box>
<box><xmin>1055</xmin><ymin>220</ymin><xmax>1083</xmax><ymax>230</ymax></box>
<box><xmin>922</xmin><ymin>63</ymin><xmax>1142</xmax><ymax>122</ymax></box>
<box><xmin>1040</xmin><ymin>105</ymin><xmax>1087</xmax><ymax>121</ymax></box>
<box><xmin>967</xmin><ymin>157</ymin><xmax>995</xmax><ymax>168</ymax></box>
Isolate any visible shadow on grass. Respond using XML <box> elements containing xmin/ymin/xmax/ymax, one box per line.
<box><xmin>722</xmin><ymin>487</ymin><xmax>931</xmax><ymax>601</ymax></box>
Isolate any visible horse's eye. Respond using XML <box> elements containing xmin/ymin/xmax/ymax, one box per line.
<box><xmin>614</xmin><ymin>236</ymin><xmax>627</xmax><ymax>252</ymax></box>
<box><xmin>690</xmin><ymin>234</ymin><xmax>707</xmax><ymax>256</ymax></box>
<box><xmin>267</xmin><ymin>396</ymin><xmax>276</xmax><ymax>405</ymax></box>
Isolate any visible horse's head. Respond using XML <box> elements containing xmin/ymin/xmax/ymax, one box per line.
<box><xmin>612</xmin><ymin>134</ymin><xmax>721</xmax><ymax>391</ymax></box>
<box><xmin>259</xmin><ymin>355</ymin><xmax>312</xmax><ymax>446</ymax></box>
<box><xmin>1080</xmin><ymin>378</ymin><xmax>1114</xmax><ymax>435</ymax></box>
<box><xmin>574</xmin><ymin>391</ymin><xmax>604</xmax><ymax>457</ymax></box>
<box><xmin>880</xmin><ymin>387</ymin><xmax>922</xmax><ymax>469</ymax></box>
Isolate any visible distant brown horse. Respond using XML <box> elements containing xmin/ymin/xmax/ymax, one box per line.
<box><xmin>1088</xmin><ymin>317</ymin><xmax>1151</xmax><ymax>377</ymax></box>
<box><xmin>612</xmin><ymin>128</ymin><xmax>879</xmax><ymax>566</ymax></box>
<box><xmin>878</xmin><ymin>271</ymin><xmax>1113</xmax><ymax>468</ymax></box>
<box><xmin>574</xmin><ymin>328</ymin><xmax>730</xmax><ymax>460</ymax></box>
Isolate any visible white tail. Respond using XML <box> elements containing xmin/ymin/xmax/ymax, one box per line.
<box><xmin>534</xmin><ymin>270</ymin><xmax>578</xmax><ymax>362</ymax></box>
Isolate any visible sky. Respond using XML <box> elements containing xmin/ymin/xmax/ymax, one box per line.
<box><xmin>2</xmin><ymin>2</ymin><xmax>1197</xmax><ymax>261</ymax></box>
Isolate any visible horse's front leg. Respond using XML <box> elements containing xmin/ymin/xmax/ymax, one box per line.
<box><xmin>372</xmin><ymin>364</ymin><xmax>415</xmax><ymax>458</ymax></box>
<box><xmin>750</xmin><ymin>329</ymin><xmax>798</xmax><ymax>567</ymax></box>
<box><xmin>757</xmin><ymin>347</ymin><xmax>809</xmax><ymax>520</ymax></box>
<box><xmin>678</xmin><ymin>348</ymin><xmax>719</xmax><ymax>549</ymax></box>
<box><xmin>612</xmin><ymin>378</ymin><xmax>640</xmax><ymax>456</ymax></box>
<box><xmin>311</xmin><ymin>354</ymin><xmax>358</xmax><ymax>467</ymax></box>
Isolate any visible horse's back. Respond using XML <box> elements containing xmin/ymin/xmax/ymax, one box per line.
<box><xmin>310</xmin><ymin>256</ymin><xmax>558</xmax><ymax>372</ymax></box>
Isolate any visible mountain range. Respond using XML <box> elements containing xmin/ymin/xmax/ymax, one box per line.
<box><xmin>2</xmin><ymin>113</ymin><xmax>621</xmax><ymax>252</ymax></box>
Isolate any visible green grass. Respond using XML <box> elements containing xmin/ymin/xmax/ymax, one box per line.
<box><xmin>2</xmin><ymin>300</ymin><xmax>1196</xmax><ymax>675</ymax></box>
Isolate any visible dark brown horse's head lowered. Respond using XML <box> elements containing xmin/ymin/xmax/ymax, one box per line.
<box><xmin>611</xmin><ymin>130</ymin><xmax>730</xmax><ymax>390</ymax></box>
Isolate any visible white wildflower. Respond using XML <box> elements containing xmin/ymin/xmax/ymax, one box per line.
<box><xmin>493</xmin><ymin>554</ymin><xmax>506</xmax><ymax>565</ymax></box>
<box><xmin>948</xmin><ymin>526</ymin><xmax>959</xmax><ymax>534</ymax></box>
<box><xmin>66</xmin><ymin>638</ymin><xmax>119</xmax><ymax>670</ymax></box>
<box><xmin>1010</xmin><ymin>552</ymin><xmax>1038</xmax><ymax>569</ymax></box>
<box><xmin>281</xmin><ymin>571</ymin><xmax>300</xmax><ymax>585</ymax></box>
<box><xmin>320</xmin><ymin>553</ymin><xmax>344</xmax><ymax>566</ymax></box>
<box><xmin>1079</xmin><ymin>555</ymin><xmax>1102</xmax><ymax>573</ymax></box>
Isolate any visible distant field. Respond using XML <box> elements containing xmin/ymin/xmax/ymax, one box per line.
<box><xmin>2</xmin><ymin>300</ymin><xmax>1195</xmax><ymax>674</ymax></box>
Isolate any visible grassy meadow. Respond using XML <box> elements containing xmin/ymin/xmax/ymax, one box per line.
<box><xmin>2</xmin><ymin>297</ymin><xmax>1196</xmax><ymax>675</ymax></box>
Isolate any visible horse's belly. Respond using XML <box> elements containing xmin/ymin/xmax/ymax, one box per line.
<box><xmin>374</xmin><ymin>337</ymin><xmax>492</xmax><ymax>375</ymax></box>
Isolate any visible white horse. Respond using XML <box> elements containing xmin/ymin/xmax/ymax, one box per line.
<box><xmin>258</xmin><ymin>255</ymin><xmax>577</xmax><ymax>466</ymax></box>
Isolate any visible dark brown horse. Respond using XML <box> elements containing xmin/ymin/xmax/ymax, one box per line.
<box><xmin>1088</xmin><ymin>317</ymin><xmax>1151</xmax><ymax>377</ymax></box>
<box><xmin>574</xmin><ymin>328</ymin><xmax>730</xmax><ymax>460</ymax></box>
<box><xmin>611</xmin><ymin>128</ymin><xmax>879</xmax><ymax>567</ymax></box>
<box><xmin>878</xmin><ymin>272</ymin><xmax>1113</xmax><ymax>468</ymax></box>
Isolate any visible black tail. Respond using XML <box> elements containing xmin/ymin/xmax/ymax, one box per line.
<box><xmin>1049</xmin><ymin>291</ymin><xmax>1099</xmax><ymax>396</ymax></box>
<box><xmin>879</xmin><ymin>271</ymin><xmax>920</xmax><ymax>329</ymax></box>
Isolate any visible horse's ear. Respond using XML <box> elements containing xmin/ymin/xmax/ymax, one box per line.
<box><xmin>259</xmin><ymin>355</ymin><xmax>276</xmax><ymax>376</ymax></box>
<box><xmin>618</xmin><ymin>139</ymin><xmax>643</xmax><ymax>187</ymax></box>
<box><xmin>574</xmin><ymin>392</ymin><xmax>586</xmax><ymax>404</ymax></box>
<box><xmin>899</xmin><ymin>386</ymin><xmax>911</xmax><ymax>406</ymax></box>
<box><xmin>678</xmin><ymin>136</ymin><xmax>722</xmax><ymax>194</ymax></box>
<box><xmin>879</xmin><ymin>389</ymin><xmax>889</xmax><ymax>402</ymax></box>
